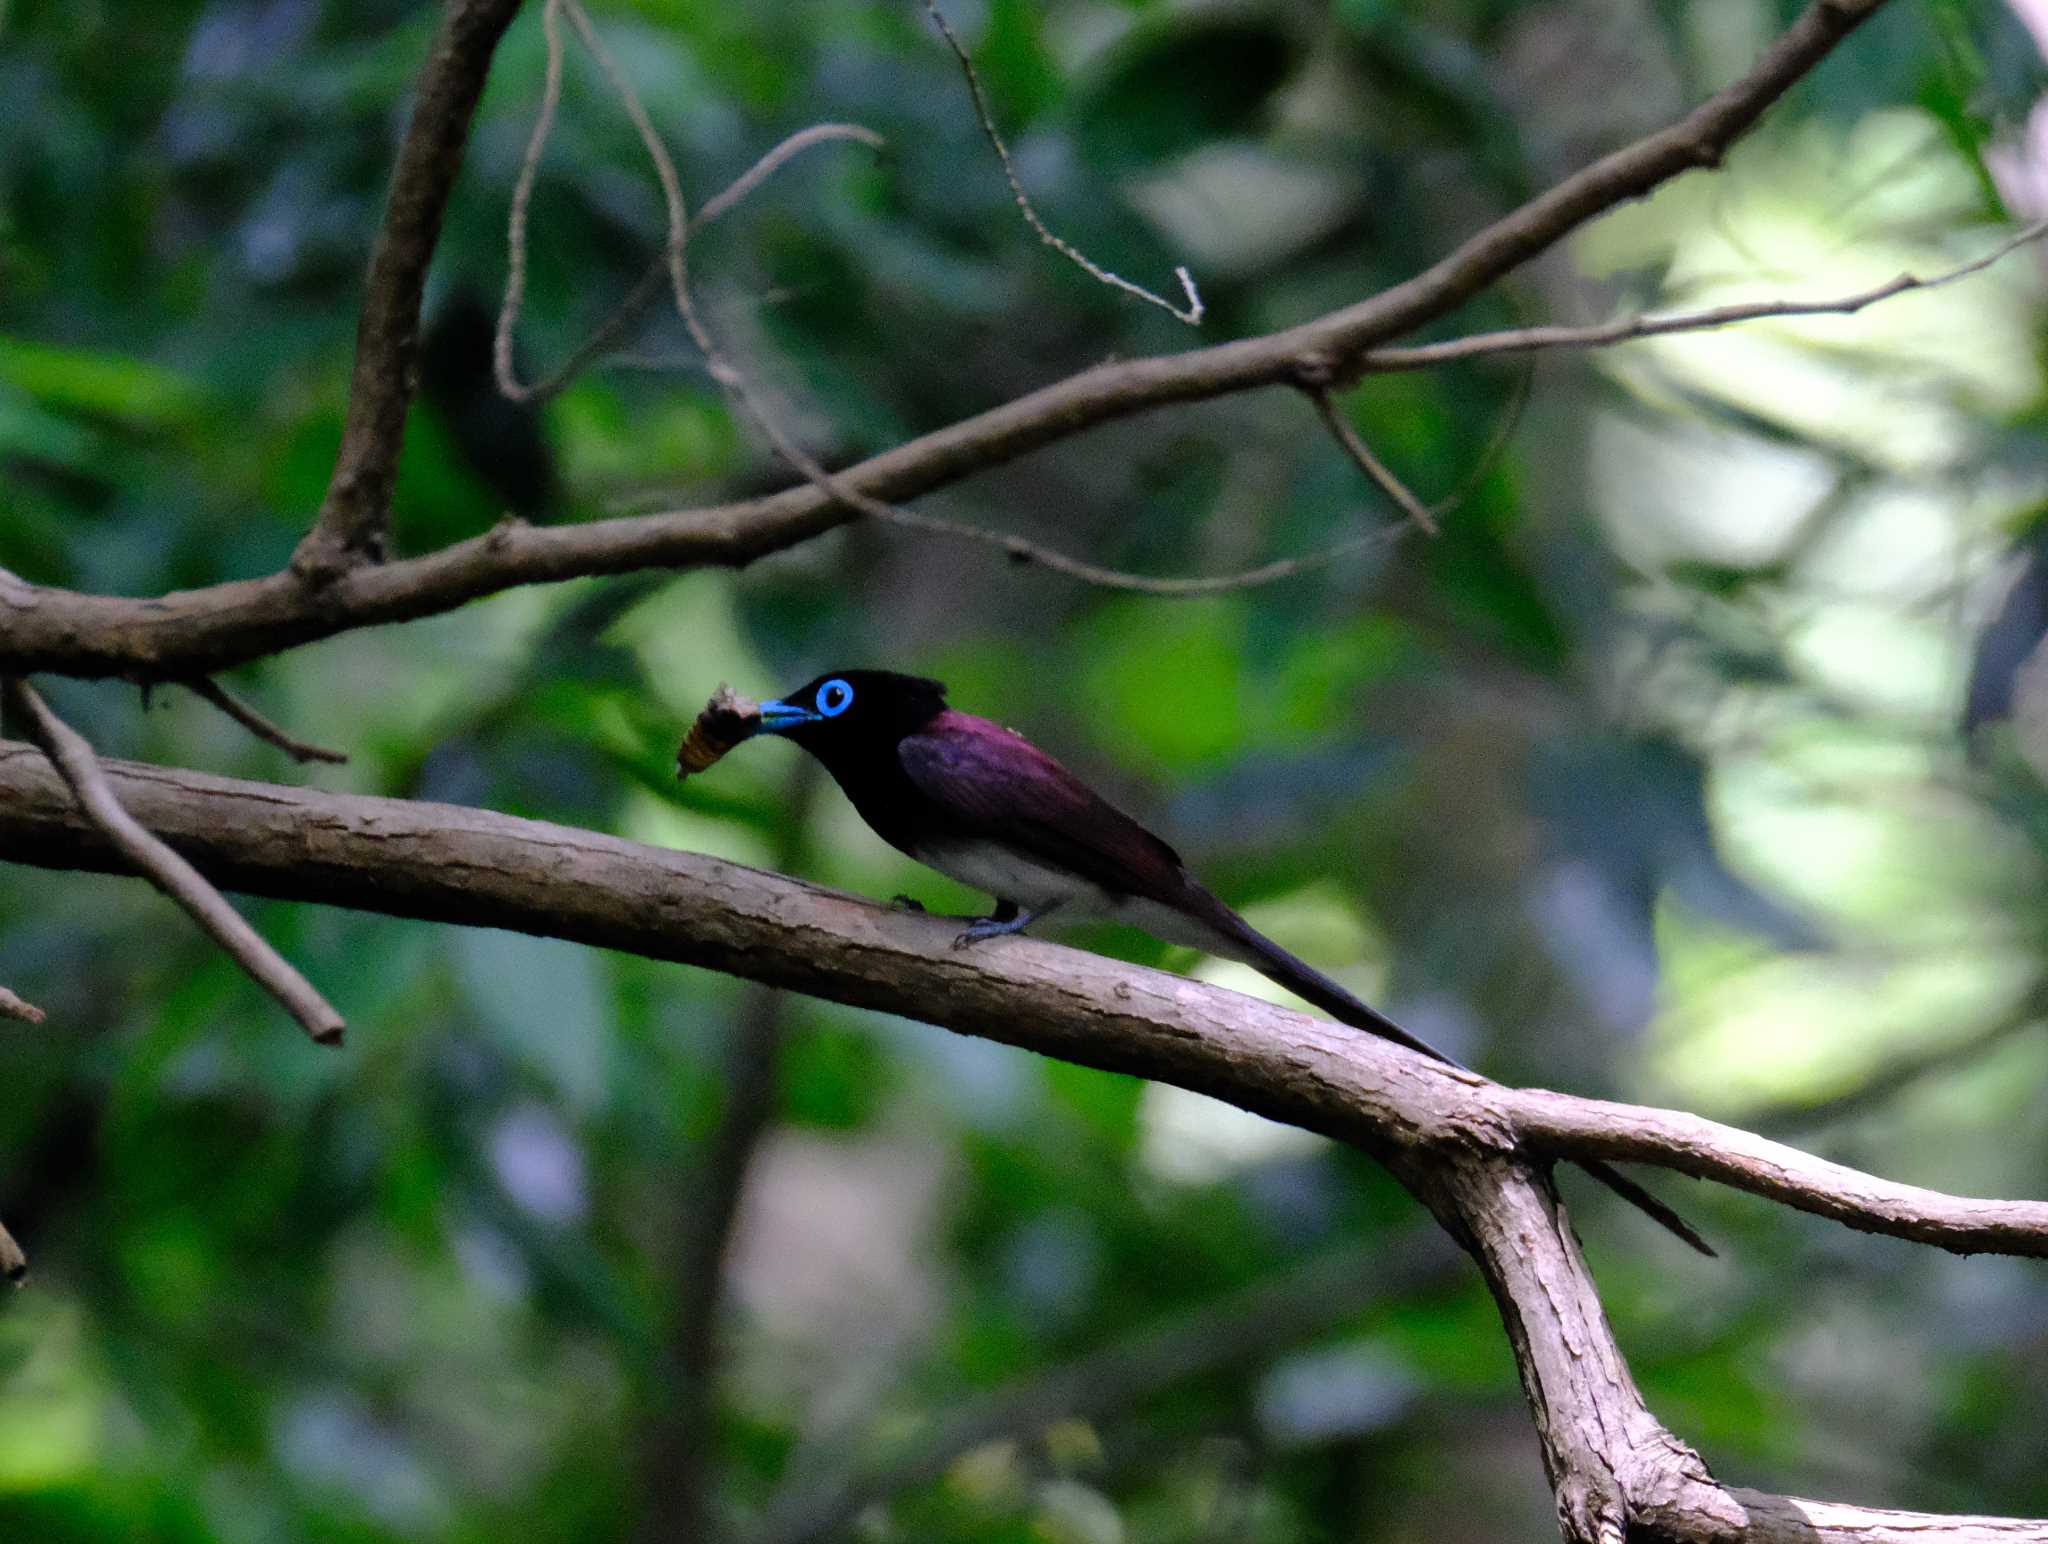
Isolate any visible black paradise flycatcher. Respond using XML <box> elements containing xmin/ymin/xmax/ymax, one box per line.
<box><xmin>724</xmin><ymin>669</ymin><xmax>1709</xmax><ymax>1255</ymax></box>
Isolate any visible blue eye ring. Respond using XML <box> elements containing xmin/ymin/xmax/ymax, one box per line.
<box><xmin>816</xmin><ymin>678</ymin><xmax>855</xmax><ymax>717</ymax></box>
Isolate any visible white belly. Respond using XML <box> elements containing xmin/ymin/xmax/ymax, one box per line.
<box><xmin>911</xmin><ymin>840</ymin><xmax>1247</xmax><ymax>959</ymax></box>
<box><xmin>912</xmin><ymin>841</ymin><xmax>1101</xmax><ymax>912</ymax></box>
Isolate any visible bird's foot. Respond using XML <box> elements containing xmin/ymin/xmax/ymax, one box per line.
<box><xmin>952</xmin><ymin>902</ymin><xmax>1052</xmax><ymax>950</ymax></box>
<box><xmin>888</xmin><ymin>894</ymin><xmax>928</xmax><ymax>914</ymax></box>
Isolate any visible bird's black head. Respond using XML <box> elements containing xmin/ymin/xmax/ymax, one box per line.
<box><xmin>758</xmin><ymin>670</ymin><xmax>949</xmax><ymax>758</ymax></box>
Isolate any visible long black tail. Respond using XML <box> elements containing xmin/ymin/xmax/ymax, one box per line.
<box><xmin>1201</xmin><ymin>902</ymin><xmax>1714</xmax><ymax>1257</ymax></box>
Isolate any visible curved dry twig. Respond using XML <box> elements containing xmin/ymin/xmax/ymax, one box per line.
<box><xmin>868</xmin><ymin>504</ymin><xmax>1411</xmax><ymax>594</ymax></box>
<box><xmin>494</xmin><ymin>0</ymin><xmax>569</xmax><ymax>406</ymax></box>
<box><xmin>0</xmin><ymin>684</ymin><xmax>344</xmax><ymax>1046</ymax></box>
<box><xmin>921</xmin><ymin>0</ymin><xmax>1202</xmax><ymax>325</ymax></box>
<box><xmin>492</xmin><ymin>0</ymin><xmax>882</xmax><ymax>407</ymax></box>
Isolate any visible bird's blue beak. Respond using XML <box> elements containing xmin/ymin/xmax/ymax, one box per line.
<box><xmin>757</xmin><ymin>698</ymin><xmax>820</xmax><ymax>733</ymax></box>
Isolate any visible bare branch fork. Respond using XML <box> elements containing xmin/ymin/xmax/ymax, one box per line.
<box><xmin>3</xmin><ymin>745</ymin><xmax>2047</xmax><ymax>1540</ymax></box>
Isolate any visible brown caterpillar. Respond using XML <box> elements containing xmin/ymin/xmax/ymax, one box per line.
<box><xmin>675</xmin><ymin>683</ymin><xmax>762</xmax><ymax>778</ymax></box>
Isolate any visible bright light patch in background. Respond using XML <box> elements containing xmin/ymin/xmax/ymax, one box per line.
<box><xmin>1568</xmin><ymin>99</ymin><xmax>2048</xmax><ymax>1110</ymax></box>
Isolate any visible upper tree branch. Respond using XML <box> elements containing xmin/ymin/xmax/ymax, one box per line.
<box><xmin>291</xmin><ymin>0</ymin><xmax>528</xmax><ymax>579</ymax></box>
<box><xmin>1</xmin><ymin>741</ymin><xmax>2042</xmax><ymax>1541</ymax></box>
<box><xmin>0</xmin><ymin>0</ymin><xmax>1894</xmax><ymax>680</ymax></box>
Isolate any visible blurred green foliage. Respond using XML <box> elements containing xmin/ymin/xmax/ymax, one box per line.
<box><xmin>5</xmin><ymin>0</ymin><xmax>2048</xmax><ymax>1538</ymax></box>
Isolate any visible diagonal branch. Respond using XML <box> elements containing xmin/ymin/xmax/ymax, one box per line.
<box><xmin>292</xmin><ymin>0</ymin><xmax>528</xmax><ymax>579</ymax></box>
<box><xmin>1506</xmin><ymin>1088</ymin><xmax>2048</xmax><ymax>1256</ymax></box>
<box><xmin>1305</xmin><ymin>386</ymin><xmax>1441</xmax><ymax>535</ymax></box>
<box><xmin>0</xmin><ymin>0</ymin><xmax>1903</xmax><ymax>681</ymax></box>
<box><xmin>0</xmin><ymin>1218</ymin><xmax>22</xmax><ymax>1284</ymax></box>
<box><xmin>0</xmin><ymin>691</ymin><xmax>345</xmax><ymax>1046</ymax></box>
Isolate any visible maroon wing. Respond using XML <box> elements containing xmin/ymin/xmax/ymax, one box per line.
<box><xmin>896</xmin><ymin>711</ymin><xmax>1190</xmax><ymax>903</ymax></box>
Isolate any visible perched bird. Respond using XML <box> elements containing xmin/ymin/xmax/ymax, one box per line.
<box><xmin>741</xmin><ymin>669</ymin><xmax>1711</xmax><ymax>1254</ymax></box>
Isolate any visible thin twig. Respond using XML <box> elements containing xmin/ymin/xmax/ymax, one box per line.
<box><xmin>697</xmin><ymin>122</ymin><xmax>886</xmax><ymax>231</ymax></box>
<box><xmin>1358</xmin><ymin>216</ymin><xmax>2048</xmax><ymax>373</ymax></box>
<box><xmin>871</xmin><ymin>504</ymin><xmax>1410</xmax><ymax>594</ymax></box>
<box><xmin>502</xmin><ymin>124</ymin><xmax>884</xmax><ymax>407</ymax></box>
<box><xmin>921</xmin><ymin>0</ymin><xmax>1202</xmax><ymax>325</ymax></box>
<box><xmin>0</xmin><ymin>986</ymin><xmax>44</xmax><ymax>1025</ymax></box>
<box><xmin>553</xmin><ymin>4</ymin><xmax>923</xmax><ymax>547</ymax></box>
<box><xmin>0</xmin><ymin>1219</ymin><xmax>23</xmax><ymax>1284</ymax></box>
<box><xmin>0</xmin><ymin>679</ymin><xmax>345</xmax><ymax>1046</ymax></box>
<box><xmin>494</xmin><ymin>0</ymin><xmax>569</xmax><ymax>407</ymax></box>
<box><xmin>753</xmin><ymin>1231</ymin><xmax>1461</xmax><ymax>1544</ymax></box>
<box><xmin>183</xmin><ymin>678</ymin><xmax>349</xmax><ymax>765</ymax></box>
<box><xmin>1306</xmin><ymin>387</ymin><xmax>1440</xmax><ymax>535</ymax></box>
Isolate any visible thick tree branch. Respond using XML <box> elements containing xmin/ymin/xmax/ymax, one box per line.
<box><xmin>1</xmin><ymin>743</ymin><xmax>2042</xmax><ymax>1541</ymax></box>
<box><xmin>292</xmin><ymin>0</ymin><xmax>527</xmax><ymax>577</ymax></box>
<box><xmin>0</xmin><ymin>692</ymin><xmax>344</xmax><ymax>1046</ymax></box>
<box><xmin>1394</xmin><ymin>1153</ymin><xmax>2048</xmax><ymax>1544</ymax></box>
<box><xmin>0</xmin><ymin>0</ymin><xmax>1895</xmax><ymax>680</ymax></box>
<box><xmin>0</xmin><ymin>742</ymin><xmax>2040</xmax><ymax>1257</ymax></box>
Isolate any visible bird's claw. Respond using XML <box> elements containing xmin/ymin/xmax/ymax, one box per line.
<box><xmin>952</xmin><ymin>912</ymin><xmax>1030</xmax><ymax>949</ymax></box>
